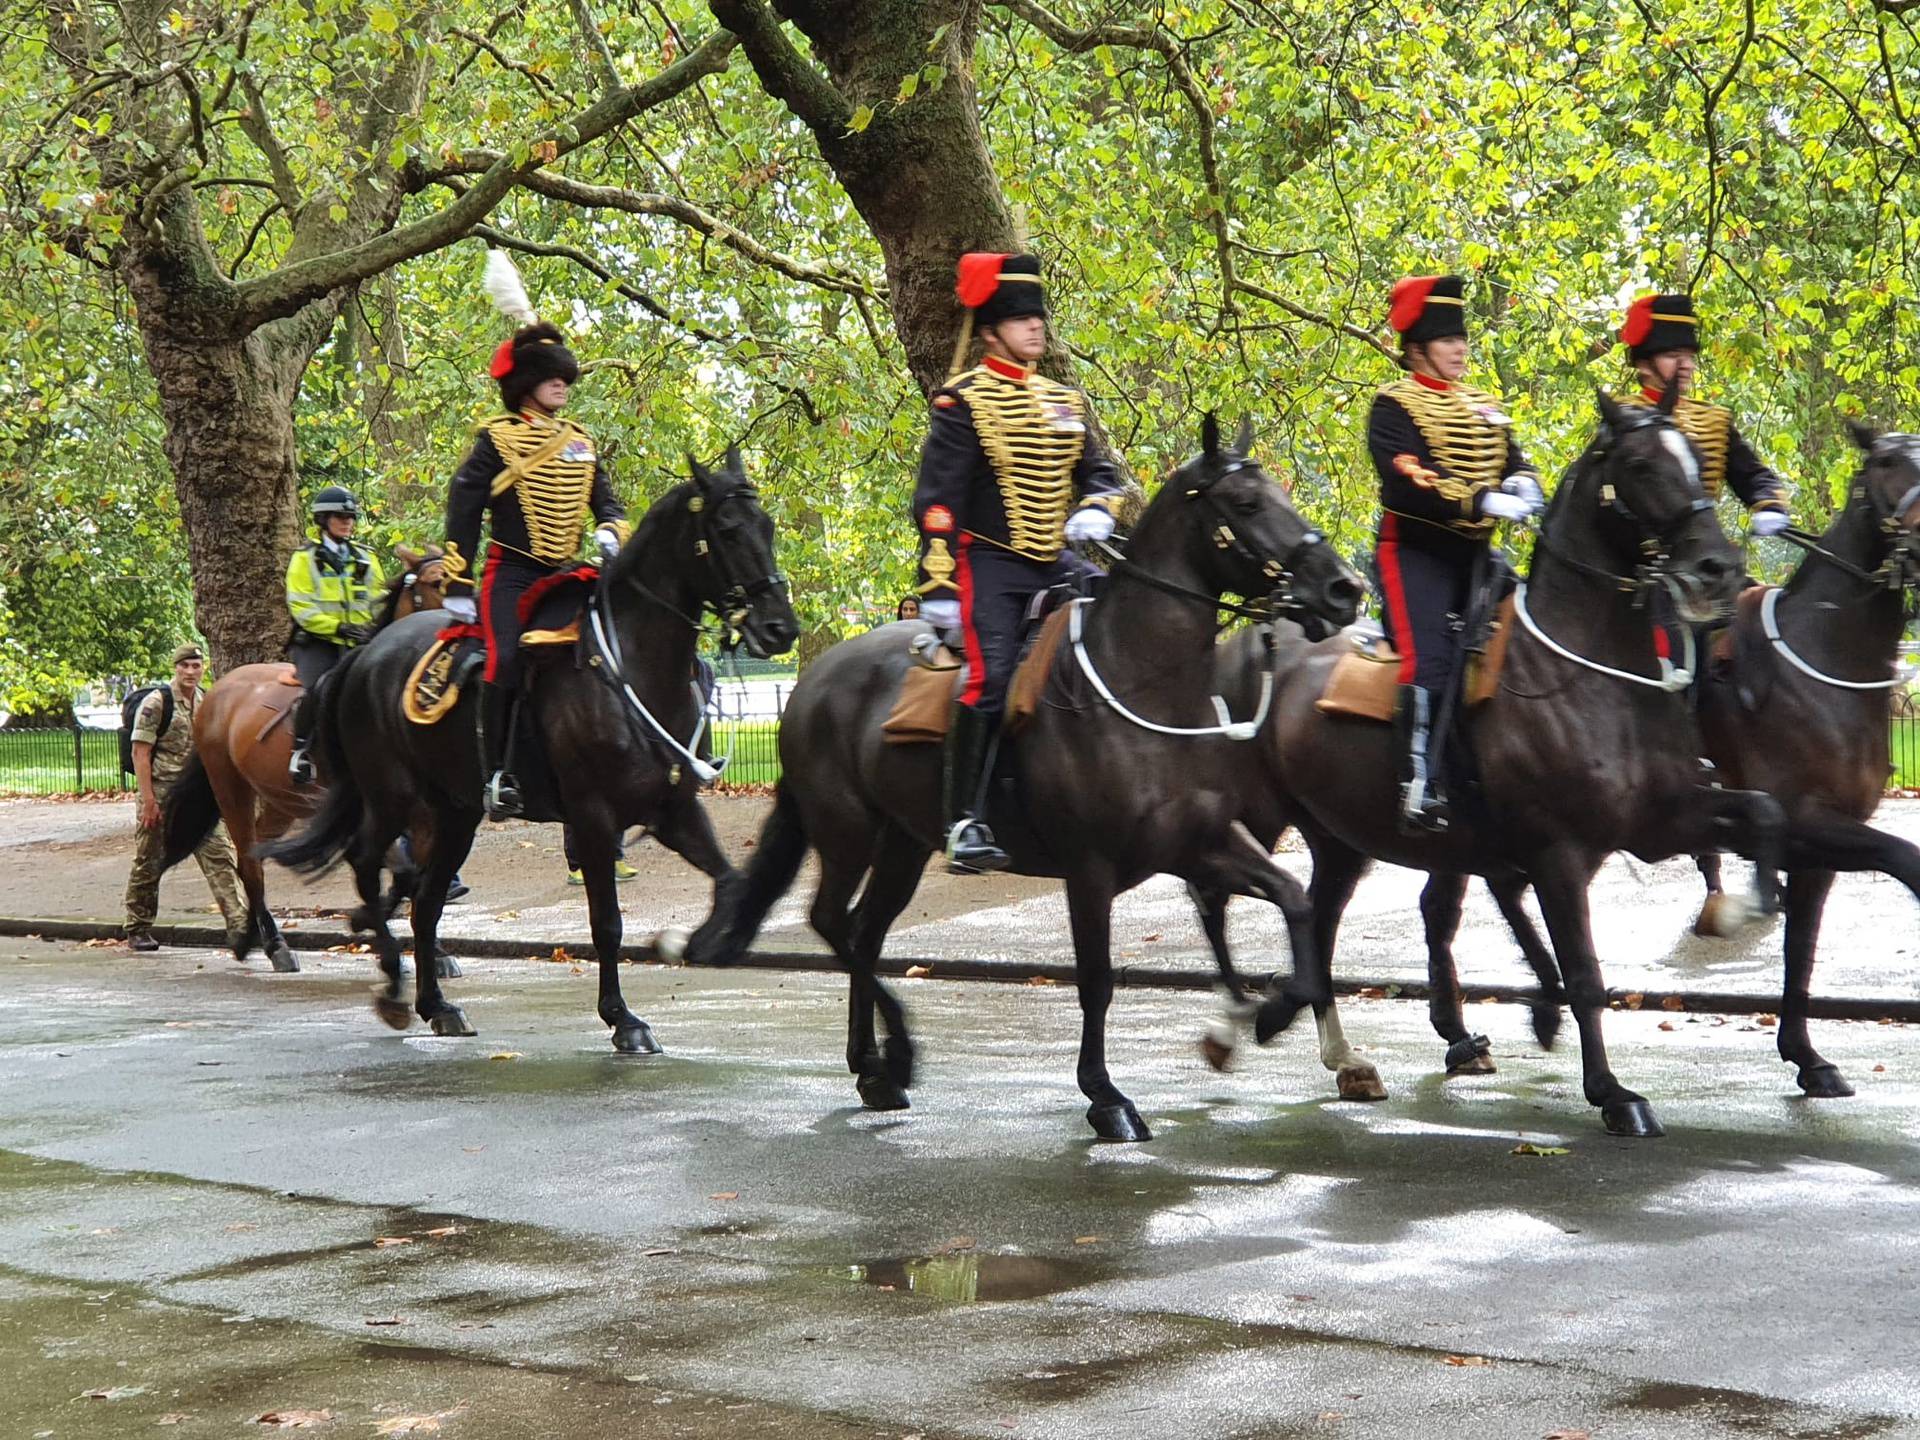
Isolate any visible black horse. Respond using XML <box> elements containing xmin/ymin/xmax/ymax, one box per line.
<box><xmin>265</xmin><ymin>450</ymin><xmax>798</xmax><ymax>1049</ymax></box>
<box><xmin>687</xmin><ymin>415</ymin><xmax>1364</xmax><ymax>1141</ymax></box>
<box><xmin>1193</xmin><ymin>390</ymin><xmax>1788</xmax><ymax>1137</ymax></box>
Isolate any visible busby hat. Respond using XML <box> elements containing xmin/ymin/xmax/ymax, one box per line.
<box><xmin>1388</xmin><ymin>275</ymin><xmax>1468</xmax><ymax>346</ymax></box>
<box><xmin>482</xmin><ymin>250</ymin><xmax>580</xmax><ymax>412</ymax></box>
<box><xmin>1620</xmin><ymin>293</ymin><xmax>1699</xmax><ymax>363</ymax></box>
<box><xmin>957</xmin><ymin>252</ymin><xmax>1048</xmax><ymax>327</ymax></box>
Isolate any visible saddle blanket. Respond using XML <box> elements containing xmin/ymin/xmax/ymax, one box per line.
<box><xmin>1315</xmin><ymin>596</ymin><xmax>1515</xmax><ymax>722</ymax></box>
<box><xmin>881</xmin><ymin>605</ymin><xmax>1076</xmax><ymax>745</ymax></box>
<box><xmin>404</xmin><ymin>624</ymin><xmax>485</xmax><ymax>725</ymax></box>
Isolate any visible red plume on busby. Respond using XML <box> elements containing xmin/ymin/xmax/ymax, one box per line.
<box><xmin>1620</xmin><ymin>293</ymin><xmax>1698</xmax><ymax>362</ymax></box>
<box><xmin>1387</xmin><ymin>274</ymin><xmax>1467</xmax><ymax>345</ymax></box>
<box><xmin>956</xmin><ymin>252</ymin><xmax>1007</xmax><ymax>308</ymax></box>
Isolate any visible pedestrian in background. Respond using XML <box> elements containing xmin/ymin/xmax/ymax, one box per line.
<box><xmin>124</xmin><ymin>644</ymin><xmax>244</xmax><ymax>952</ymax></box>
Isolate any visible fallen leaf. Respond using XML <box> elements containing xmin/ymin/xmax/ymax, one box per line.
<box><xmin>90</xmin><ymin>1226</ymin><xmax>122</xmax><ymax>1235</ymax></box>
<box><xmin>1073</xmin><ymin>1235</ymin><xmax>1101</xmax><ymax>1245</ymax></box>
<box><xmin>1658</xmin><ymin>1020</ymin><xmax>1675</xmax><ymax>1032</ymax></box>
<box><xmin>1660</xmin><ymin>995</ymin><xmax>1686</xmax><ymax>1011</ymax></box>
<box><xmin>1757</xmin><ymin>1013</ymin><xmax>1777</xmax><ymax>1027</ymax></box>
<box><xmin>709</xmin><ymin>1191</ymin><xmax>739</xmax><ymax>1201</ymax></box>
<box><xmin>372</xmin><ymin>1416</ymin><xmax>444</xmax><ymax>1436</ymax></box>
<box><xmin>225</xmin><ymin>1222</ymin><xmax>258</xmax><ymax>1232</ymax></box>
<box><xmin>251</xmin><ymin>1411</ymin><xmax>334</xmax><ymax>1428</ymax></box>
<box><xmin>546</xmin><ymin>947</ymin><xmax>573</xmax><ymax>964</ymax></box>
<box><xmin>373</xmin><ymin>1236</ymin><xmax>413</xmax><ymax>1248</ymax></box>
<box><xmin>461</xmin><ymin>1146</ymin><xmax>486</xmax><ymax>1154</ymax></box>
<box><xmin>1443</xmin><ymin>1353</ymin><xmax>1493</xmax><ymax>1366</ymax></box>
<box><xmin>421</xmin><ymin>1225</ymin><xmax>465</xmax><ymax>1239</ymax></box>
<box><xmin>643</xmin><ymin>1246</ymin><xmax>674</xmax><ymax>1256</ymax></box>
<box><xmin>904</xmin><ymin>964</ymin><xmax>933</xmax><ymax>979</ymax></box>
<box><xmin>1511</xmin><ymin>1142</ymin><xmax>1571</xmax><ymax>1157</ymax></box>
<box><xmin>933</xmin><ymin>1235</ymin><xmax>975</xmax><ymax>1254</ymax></box>
<box><xmin>82</xmin><ymin>1385</ymin><xmax>147</xmax><ymax>1400</ymax></box>
<box><xmin>1026</xmin><ymin>975</ymin><xmax>1057</xmax><ymax>987</ymax></box>
<box><xmin>1622</xmin><ymin>992</ymin><xmax>1645</xmax><ymax>1010</ymax></box>
<box><xmin>159</xmin><ymin>1415</ymin><xmax>191</xmax><ymax>1425</ymax></box>
<box><xmin>498</xmin><ymin>909</ymin><xmax>520</xmax><ymax>920</ymax></box>
<box><xmin>487</xmin><ymin>1052</ymin><xmax>523</xmax><ymax>1061</ymax></box>
<box><xmin>1142</xmin><ymin>932</ymin><xmax>1162</xmax><ymax>943</ymax></box>
<box><xmin>1289</xmin><ymin>1293</ymin><xmax>1315</xmax><ymax>1302</ymax></box>
<box><xmin>363</xmin><ymin>1315</ymin><xmax>406</xmax><ymax>1326</ymax></box>
<box><xmin>1543</xmin><ymin>1431</ymin><xmax>1591</xmax><ymax>1440</ymax></box>
<box><xmin>1355</xmin><ymin>986</ymin><xmax>1387</xmax><ymax>1000</ymax></box>
<box><xmin>454</xmin><ymin>1321</ymin><xmax>495</xmax><ymax>1330</ymax></box>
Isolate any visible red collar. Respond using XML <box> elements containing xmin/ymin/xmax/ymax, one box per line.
<box><xmin>1411</xmin><ymin>372</ymin><xmax>1451</xmax><ymax>392</ymax></box>
<box><xmin>981</xmin><ymin>354</ymin><xmax>1033</xmax><ymax>383</ymax></box>
<box><xmin>1640</xmin><ymin>384</ymin><xmax>1667</xmax><ymax>405</ymax></box>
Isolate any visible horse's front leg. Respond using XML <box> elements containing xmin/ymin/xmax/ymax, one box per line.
<box><xmin>1529</xmin><ymin>846</ymin><xmax>1661</xmax><ymax>1137</ymax></box>
<box><xmin>1422</xmin><ymin>872</ymin><xmax>1494</xmax><ymax>1075</ymax></box>
<box><xmin>1065</xmin><ymin>868</ymin><xmax>1149</xmax><ymax>1142</ymax></box>
<box><xmin>1692</xmin><ymin>786</ymin><xmax>1787</xmax><ymax>918</ymax></box>
<box><xmin>647</xmin><ymin>787</ymin><xmax>745</xmax><ymax>955</ymax></box>
<box><xmin>1187</xmin><ymin>881</ymin><xmax>1255</xmax><ymax>1072</ymax></box>
<box><xmin>570</xmin><ymin>812</ymin><xmax>658</xmax><ymax>1055</ymax></box>
<box><xmin>405</xmin><ymin>808</ymin><xmax>478</xmax><ymax>1038</ymax></box>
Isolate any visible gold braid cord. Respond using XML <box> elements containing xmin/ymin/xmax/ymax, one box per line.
<box><xmin>963</xmin><ymin>366</ymin><xmax>1089</xmax><ymax>561</ymax></box>
<box><xmin>1673</xmin><ymin>397</ymin><xmax>1733</xmax><ymax>500</ymax></box>
<box><xmin>1383</xmin><ymin>377</ymin><xmax>1510</xmax><ymax>529</ymax></box>
<box><xmin>483</xmin><ymin>415</ymin><xmax>598</xmax><ymax>564</ymax></box>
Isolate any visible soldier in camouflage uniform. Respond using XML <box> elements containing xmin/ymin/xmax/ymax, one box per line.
<box><xmin>123</xmin><ymin>643</ymin><xmax>244</xmax><ymax>952</ymax></box>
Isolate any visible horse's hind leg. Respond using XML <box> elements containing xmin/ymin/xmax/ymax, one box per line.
<box><xmin>844</xmin><ymin>833</ymin><xmax>926</xmax><ymax>1108</ymax></box>
<box><xmin>1422</xmin><ymin>873</ymin><xmax>1493</xmax><ymax>1076</ymax></box>
<box><xmin>1065</xmin><ymin>867</ymin><xmax>1150</xmax><ymax>1142</ymax></box>
<box><xmin>349</xmin><ymin>819</ymin><xmax>411</xmax><ymax>1032</ymax></box>
<box><xmin>1298</xmin><ymin>835</ymin><xmax>1385</xmax><ymax>1100</ymax></box>
<box><xmin>809</xmin><ymin>844</ymin><xmax>906</xmax><ymax>1110</ymax></box>
<box><xmin>1779</xmin><ymin>869</ymin><xmax>1850</xmax><ymax>1098</ymax></box>
<box><xmin>1188</xmin><ymin>882</ymin><xmax>1257</xmax><ymax>1073</ymax></box>
<box><xmin>405</xmin><ymin>808</ymin><xmax>479</xmax><ymax>1039</ymax></box>
<box><xmin>249</xmin><ymin>803</ymin><xmax>301</xmax><ymax>972</ymax></box>
<box><xmin>1486</xmin><ymin>873</ymin><xmax>1562</xmax><ymax>1050</ymax></box>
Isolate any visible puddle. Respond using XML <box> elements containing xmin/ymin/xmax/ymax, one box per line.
<box><xmin>834</xmin><ymin>1251</ymin><xmax>1103</xmax><ymax>1303</ymax></box>
<box><xmin>1614</xmin><ymin>1380</ymin><xmax>1902</xmax><ymax>1438</ymax></box>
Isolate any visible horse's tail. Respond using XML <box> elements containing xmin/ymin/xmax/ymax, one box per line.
<box><xmin>258</xmin><ymin>649</ymin><xmax>363</xmax><ymax>876</ymax></box>
<box><xmin>685</xmin><ymin>781</ymin><xmax>808</xmax><ymax>966</ymax></box>
<box><xmin>159</xmin><ymin>751</ymin><xmax>221</xmax><ymax>872</ymax></box>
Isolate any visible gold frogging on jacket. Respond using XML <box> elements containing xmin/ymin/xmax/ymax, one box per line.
<box><xmin>483</xmin><ymin>414</ymin><xmax>598</xmax><ymax>564</ymax></box>
<box><xmin>963</xmin><ymin>365</ymin><xmax>1102</xmax><ymax>561</ymax></box>
<box><xmin>1381</xmin><ymin>376</ymin><xmax>1510</xmax><ymax>533</ymax></box>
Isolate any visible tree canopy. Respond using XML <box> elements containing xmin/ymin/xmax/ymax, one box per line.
<box><xmin>3</xmin><ymin>0</ymin><xmax>1917</xmax><ymax>706</ymax></box>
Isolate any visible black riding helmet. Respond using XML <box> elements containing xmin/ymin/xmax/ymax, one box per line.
<box><xmin>312</xmin><ymin>485</ymin><xmax>360</xmax><ymax>523</ymax></box>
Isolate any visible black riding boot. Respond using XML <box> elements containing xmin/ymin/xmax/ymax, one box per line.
<box><xmin>481</xmin><ymin>681</ymin><xmax>523</xmax><ymax>822</ymax></box>
<box><xmin>942</xmin><ymin>704</ymin><xmax>1009</xmax><ymax>874</ymax></box>
<box><xmin>287</xmin><ymin>692</ymin><xmax>316</xmax><ymax>785</ymax></box>
<box><xmin>1395</xmin><ymin>684</ymin><xmax>1449</xmax><ymax>834</ymax></box>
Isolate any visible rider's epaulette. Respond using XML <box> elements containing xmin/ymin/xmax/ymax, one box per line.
<box><xmin>931</xmin><ymin>372</ymin><xmax>980</xmax><ymax>412</ymax></box>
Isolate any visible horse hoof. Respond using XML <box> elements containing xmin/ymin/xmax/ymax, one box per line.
<box><xmin>613</xmin><ymin>1023</ymin><xmax>662</xmax><ymax>1055</ymax></box>
<box><xmin>1692</xmin><ymin>891</ymin><xmax>1746</xmax><ymax>938</ymax></box>
<box><xmin>1199</xmin><ymin>1031</ymin><xmax>1235</xmax><ymax>1073</ymax></box>
<box><xmin>1601</xmin><ymin>1099</ymin><xmax>1665</xmax><ymax>1138</ymax></box>
<box><xmin>1253</xmin><ymin>996</ymin><xmax>1304</xmax><ymax>1045</ymax></box>
<box><xmin>856</xmin><ymin>1074</ymin><xmax>911</xmax><ymax>1111</ymax></box>
<box><xmin>372</xmin><ymin>995</ymin><xmax>412</xmax><ymax>1031</ymax></box>
<box><xmin>1797</xmin><ymin>1064</ymin><xmax>1855</xmax><ymax>1099</ymax></box>
<box><xmin>1336</xmin><ymin>1064</ymin><xmax>1388</xmax><ymax>1101</ymax></box>
<box><xmin>269</xmin><ymin>943</ymin><xmax>300</xmax><ymax>974</ymax></box>
<box><xmin>654</xmin><ymin>926</ymin><xmax>691</xmax><ymax>964</ymax></box>
<box><xmin>429</xmin><ymin>1007</ymin><xmax>477</xmax><ymax>1038</ymax></box>
<box><xmin>1086</xmin><ymin>1102</ymin><xmax>1152</xmax><ymax>1143</ymax></box>
<box><xmin>434</xmin><ymin>952</ymin><xmax>463</xmax><ymax>980</ymax></box>
<box><xmin>1444</xmin><ymin>1034</ymin><xmax>1494</xmax><ymax>1074</ymax></box>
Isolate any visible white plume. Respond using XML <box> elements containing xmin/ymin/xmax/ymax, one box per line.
<box><xmin>482</xmin><ymin>248</ymin><xmax>537</xmax><ymax>326</ymax></box>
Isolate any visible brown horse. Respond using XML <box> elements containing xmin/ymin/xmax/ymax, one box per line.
<box><xmin>159</xmin><ymin>546</ymin><xmax>446</xmax><ymax>971</ymax></box>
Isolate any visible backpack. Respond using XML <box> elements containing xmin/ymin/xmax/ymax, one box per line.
<box><xmin>118</xmin><ymin>685</ymin><xmax>175</xmax><ymax>775</ymax></box>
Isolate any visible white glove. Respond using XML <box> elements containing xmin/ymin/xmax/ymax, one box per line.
<box><xmin>595</xmin><ymin>525</ymin><xmax>622</xmax><ymax>560</ymax></box>
<box><xmin>1750</xmin><ymin>509</ymin><xmax>1790</xmax><ymax>537</ymax></box>
<box><xmin>1502</xmin><ymin>471</ymin><xmax>1545</xmax><ymax>507</ymax></box>
<box><xmin>1479</xmin><ymin>491</ymin><xmax>1535</xmax><ymax>523</ymax></box>
<box><xmin>921</xmin><ymin>598</ymin><xmax>961</xmax><ymax>632</ymax></box>
<box><xmin>442</xmin><ymin>595</ymin><xmax>478</xmax><ymax>625</ymax></box>
<box><xmin>1064</xmin><ymin>505</ymin><xmax>1116</xmax><ymax>544</ymax></box>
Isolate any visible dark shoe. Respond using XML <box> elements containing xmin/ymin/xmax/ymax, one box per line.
<box><xmin>287</xmin><ymin>742</ymin><xmax>315</xmax><ymax>786</ymax></box>
<box><xmin>128</xmin><ymin>933</ymin><xmax>160</xmax><ymax>953</ymax></box>
<box><xmin>445</xmin><ymin>878</ymin><xmax>470</xmax><ymax>903</ymax></box>
<box><xmin>485</xmin><ymin>771</ymin><xmax>523</xmax><ymax>823</ymax></box>
<box><xmin>1395</xmin><ymin>684</ymin><xmax>1449</xmax><ymax>834</ymax></box>
<box><xmin>941</xmin><ymin>705</ymin><xmax>1009</xmax><ymax>873</ymax></box>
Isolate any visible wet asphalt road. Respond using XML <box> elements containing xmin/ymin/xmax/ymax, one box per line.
<box><xmin>4</xmin><ymin>937</ymin><xmax>1920</xmax><ymax>1438</ymax></box>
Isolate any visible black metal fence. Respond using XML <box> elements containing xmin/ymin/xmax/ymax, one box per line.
<box><xmin>0</xmin><ymin>725</ymin><xmax>128</xmax><ymax>796</ymax></box>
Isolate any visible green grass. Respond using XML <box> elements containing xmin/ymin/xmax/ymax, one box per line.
<box><xmin>708</xmin><ymin>720</ymin><xmax>781</xmax><ymax>788</ymax></box>
<box><xmin>0</xmin><ymin>728</ymin><xmax>128</xmax><ymax>796</ymax></box>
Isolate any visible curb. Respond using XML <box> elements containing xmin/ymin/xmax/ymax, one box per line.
<box><xmin>2</xmin><ymin>915</ymin><xmax>1915</xmax><ymax>1023</ymax></box>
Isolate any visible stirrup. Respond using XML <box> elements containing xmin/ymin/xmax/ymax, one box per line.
<box><xmin>485</xmin><ymin>770</ymin><xmax>523</xmax><ymax>822</ymax></box>
<box><xmin>1399</xmin><ymin>780</ymin><xmax>1449</xmax><ymax>834</ymax></box>
<box><xmin>945</xmin><ymin>818</ymin><xmax>1010</xmax><ymax>874</ymax></box>
<box><xmin>288</xmin><ymin>746</ymin><xmax>315</xmax><ymax>786</ymax></box>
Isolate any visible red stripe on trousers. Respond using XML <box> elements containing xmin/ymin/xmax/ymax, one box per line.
<box><xmin>480</xmin><ymin>546</ymin><xmax>503</xmax><ymax>682</ymax></box>
<box><xmin>957</xmin><ymin>535</ymin><xmax>986</xmax><ymax>708</ymax></box>
<box><xmin>1375</xmin><ymin>515</ymin><xmax>1419</xmax><ymax>686</ymax></box>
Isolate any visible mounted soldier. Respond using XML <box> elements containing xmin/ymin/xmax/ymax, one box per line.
<box><xmin>286</xmin><ymin>485</ymin><xmax>385</xmax><ymax>784</ymax></box>
<box><xmin>439</xmin><ymin>251</ymin><xmax>629</xmax><ymax>821</ymax></box>
<box><xmin>912</xmin><ymin>251</ymin><xmax>1125</xmax><ymax>873</ymax></box>
<box><xmin>1369</xmin><ymin>273</ymin><xmax>1543</xmax><ymax>833</ymax></box>
<box><xmin>1618</xmin><ymin>293</ymin><xmax>1791</xmax><ymax>536</ymax></box>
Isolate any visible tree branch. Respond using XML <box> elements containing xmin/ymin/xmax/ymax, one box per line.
<box><xmin>568</xmin><ymin>0</ymin><xmax>622</xmax><ymax>93</ymax></box>
<box><xmin>1232</xmin><ymin>279</ymin><xmax>1393</xmax><ymax>359</ymax></box>
<box><xmin>229</xmin><ymin>30</ymin><xmax>736</xmax><ymax>331</ymax></box>
<box><xmin>705</xmin><ymin>0</ymin><xmax>849</xmax><ymax>135</ymax></box>
<box><xmin>235</xmin><ymin>75</ymin><xmax>303</xmax><ymax>211</ymax></box>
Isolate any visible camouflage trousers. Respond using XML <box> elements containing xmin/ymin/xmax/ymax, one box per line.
<box><xmin>123</xmin><ymin>809</ymin><xmax>244</xmax><ymax>941</ymax></box>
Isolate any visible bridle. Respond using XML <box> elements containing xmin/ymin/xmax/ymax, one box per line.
<box><xmin>1777</xmin><ymin>434</ymin><xmax>1920</xmax><ymax>598</ymax></box>
<box><xmin>1514</xmin><ymin>409</ymin><xmax>1723</xmax><ymax>693</ymax></box>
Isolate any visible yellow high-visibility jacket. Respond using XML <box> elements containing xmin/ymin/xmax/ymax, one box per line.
<box><xmin>285</xmin><ymin>539</ymin><xmax>384</xmax><ymax>642</ymax></box>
